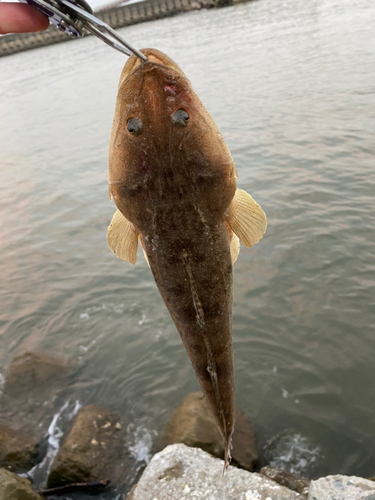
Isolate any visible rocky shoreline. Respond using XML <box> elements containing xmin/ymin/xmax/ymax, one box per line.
<box><xmin>0</xmin><ymin>351</ymin><xmax>374</xmax><ymax>499</ymax></box>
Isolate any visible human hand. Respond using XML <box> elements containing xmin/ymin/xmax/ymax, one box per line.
<box><xmin>0</xmin><ymin>2</ymin><xmax>49</xmax><ymax>34</ymax></box>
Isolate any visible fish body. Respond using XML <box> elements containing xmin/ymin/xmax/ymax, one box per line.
<box><xmin>107</xmin><ymin>49</ymin><xmax>266</xmax><ymax>467</ymax></box>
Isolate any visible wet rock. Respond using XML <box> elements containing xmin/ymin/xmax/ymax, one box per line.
<box><xmin>0</xmin><ymin>425</ymin><xmax>38</xmax><ymax>472</ymax></box>
<box><xmin>163</xmin><ymin>392</ymin><xmax>258</xmax><ymax>470</ymax></box>
<box><xmin>0</xmin><ymin>468</ymin><xmax>43</xmax><ymax>500</ymax></box>
<box><xmin>0</xmin><ymin>391</ymin><xmax>64</xmax><ymax>444</ymax></box>
<box><xmin>3</xmin><ymin>352</ymin><xmax>68</xmax><ymax>397</ymax></box>
<box><xmin>260</xmin><ymin>466</ymin><xmax>310</xmax><ymax>498</ymax></box>
<box><xmin>127</xmin><ymin>443</ymin><xmax>301</xmax><ymax>500</ymax></box>
<box><xmin>47</xmin><ymin>404</ymin><xmax>126</xmax><ymax>488</ymax></box>
<box><xmin>307</xmin><ymin>475</ymin><xmax>375</xmax><ymax>500</ymax></box>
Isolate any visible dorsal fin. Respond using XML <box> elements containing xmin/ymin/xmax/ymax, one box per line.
<box><xmin>226</xmin><ymin>189</ymin><xmax>267</xmax><ymax>248</ymax></box>
<box><xmin>107</xmin><ymin>209</ymin><xmax>138</xmax><ymax>264</ymax></box>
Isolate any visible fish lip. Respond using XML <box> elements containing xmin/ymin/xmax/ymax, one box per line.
<box><xmin>127</xmin><ymin>60</ymin><xmax>183</xmax><ymax>82</ymax></box>
<box><xmin>118</xmin><ymin>49</ymin><xmax>185</xmax><ymax>89</ymax></box>
<box><xmin>125</xmin><ymin>49</ymin><xmax>185</xmax><ymax>81</ymax></box>
<box><xmin>137</xmin><ymin>48</ymin><xmax>185</xmax><ymax>75</ymax></box>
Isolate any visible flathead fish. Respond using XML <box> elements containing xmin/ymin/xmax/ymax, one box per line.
<box><xmin>107</xmin><ymin>48</ymin><xmax>267</xmax><ymax>468</ymax></box>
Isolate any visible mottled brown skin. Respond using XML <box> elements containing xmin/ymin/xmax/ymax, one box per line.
<box><xmin>109</xmin><ymin>49</ymin><xmax>237</xmax><ymax>465</ymax></box>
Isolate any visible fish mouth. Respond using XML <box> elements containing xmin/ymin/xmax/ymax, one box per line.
<box><xmin>118</xmin><ymin>48</ymin><xmax>185</xmax><ymax>88</ymax></box>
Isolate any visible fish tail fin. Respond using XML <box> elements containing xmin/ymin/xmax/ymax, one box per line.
<box><xmin>222</xmin><ymin>436</ymin><xmax>233</xmax><ymax>476</ymax></box>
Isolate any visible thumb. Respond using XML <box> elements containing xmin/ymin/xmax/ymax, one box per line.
<box><xmin>0</xmin><ymin>3</ymin><xmax>49</xmax><ymax>34</ymax></box>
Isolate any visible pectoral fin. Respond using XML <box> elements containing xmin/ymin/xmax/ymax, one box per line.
<box><xmin>107</xmin><ymin>209</ymin><xmax>138</xmax><ymax>264</ymax></box>
<box><xmin>226</xmin><ymin>189</ymin><xmax>267</xmax><ymax>248</ymax></box>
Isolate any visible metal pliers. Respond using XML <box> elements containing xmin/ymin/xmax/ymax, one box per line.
<box><xmin>23</xmin><ymin>0</ymin><xmax>147</xmax><ymax>61</ymax></box>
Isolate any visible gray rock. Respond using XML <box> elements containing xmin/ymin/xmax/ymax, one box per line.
<box><xmin>0</xmin><ymin>468</ymin><xmax>42</xmax><ymax>500</ymax></box>
<box><xmin>47</xmin><ymin>404</ymin><xmax>127</xmax><ymax>488</ymax></box>
<box><xmin>163</xmin><ymin>392</ymin><xmax>258</xmax><ymax>470</ymax></box>
<box><xmin>308</xmin><ymin>475</ymin><xmax>375</xmax><ymax>500</ymax></box>
<box><xmin>127</xmin><ymin>443</ymin><xmax>301</xmax><ymax>500</ymax></box>
<box><xmin>0</xmin><ymin>425</ymin><xmax>38</xmax><ymax>472</ymax></box>
<box><xmin>260</xmin><ymin>466</ymin><xmax>310</xmax><ymax>498</ymax></box>
<box><xmin>3</xmin><ymin>351</ymin><xmax>68</xmax><ymax>397</ymax></box>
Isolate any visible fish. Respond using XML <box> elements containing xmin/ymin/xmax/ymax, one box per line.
<box><xmin>107</xmin><ymin>48</ymin><xmax>267</xmax><ymax>469</ymax></box>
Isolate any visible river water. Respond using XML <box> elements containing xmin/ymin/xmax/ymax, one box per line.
<box><xmin>0</xmin><ymin>0</ymin><xmax>374</xmax><ymax>496</ymax></box>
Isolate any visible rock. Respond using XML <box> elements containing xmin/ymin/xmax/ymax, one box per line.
<box><xmin>215</xmin><ymin>0</ymin><xmax>233</xmax><ymax>6</ymax></box>
<box><xmin>0</xmin><ymin>468</ymin><xmax>43</xmax><ymax>500</ymax></box>
<box><xmin>47</xmin><ymin>404</ymin><xmax>126</xmax><ymax>488</ymax></box>
<box><xmin>127</xmin><ymin>443</ymin><xmax>301</xmax><ymax>500</ymax></box>
<box><xmin>3</xmin><ymin>352</ymin><xmax>68</xmax><ymax>397</ymax></box>
<box><xmin>260</xmin><ymin>466</ymin><xmax>310</xmax><ymax>498</ymax></box>
<box><xmin>0</xmin><ymin>425</ymin><xmax>38</xmax><ymax>472</ymax></box>
<box><xmin>163</xmin><ymin>392</ymin><xmax>258</xmax><ymax>471</ymax></box>
<box><xmin>308</xmin><ymin>475</ymin><xmax>375</xmax><ymax>500</ymax></box>
<box><xmin>0</xmin><ymin>392</ymin><xmax>64</xmax><ymax>444</ymax></box>
<box><xmin>186</xmin><ymin>1</ymin><xmax>202</xmax><ymax>10</ymax></box>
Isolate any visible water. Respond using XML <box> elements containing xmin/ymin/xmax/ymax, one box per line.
<box><xmin>1</xmin><ymin>0</ymin><xmax>375</xmax><ymax>496</ymax></box>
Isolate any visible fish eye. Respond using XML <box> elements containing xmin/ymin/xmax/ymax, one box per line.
<box><xmin>171</xmin><ymin>109</ymin><xmax>189</xmax><ymax>128</ymax></box>
<box><xmin>127</xmin><ymin>117</ymin><xmax>143</xmax><ymax>136</ymax></box>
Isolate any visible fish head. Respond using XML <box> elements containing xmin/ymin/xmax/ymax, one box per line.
<box><xmin>109</xmin><ymin>48</ymin><xmax>193</xmax><ymax>171</ymax></box>
<box><xmin>108</xmin><ymin>48</ymin><xmax>237</xmax><ymax>229</ymax></box>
